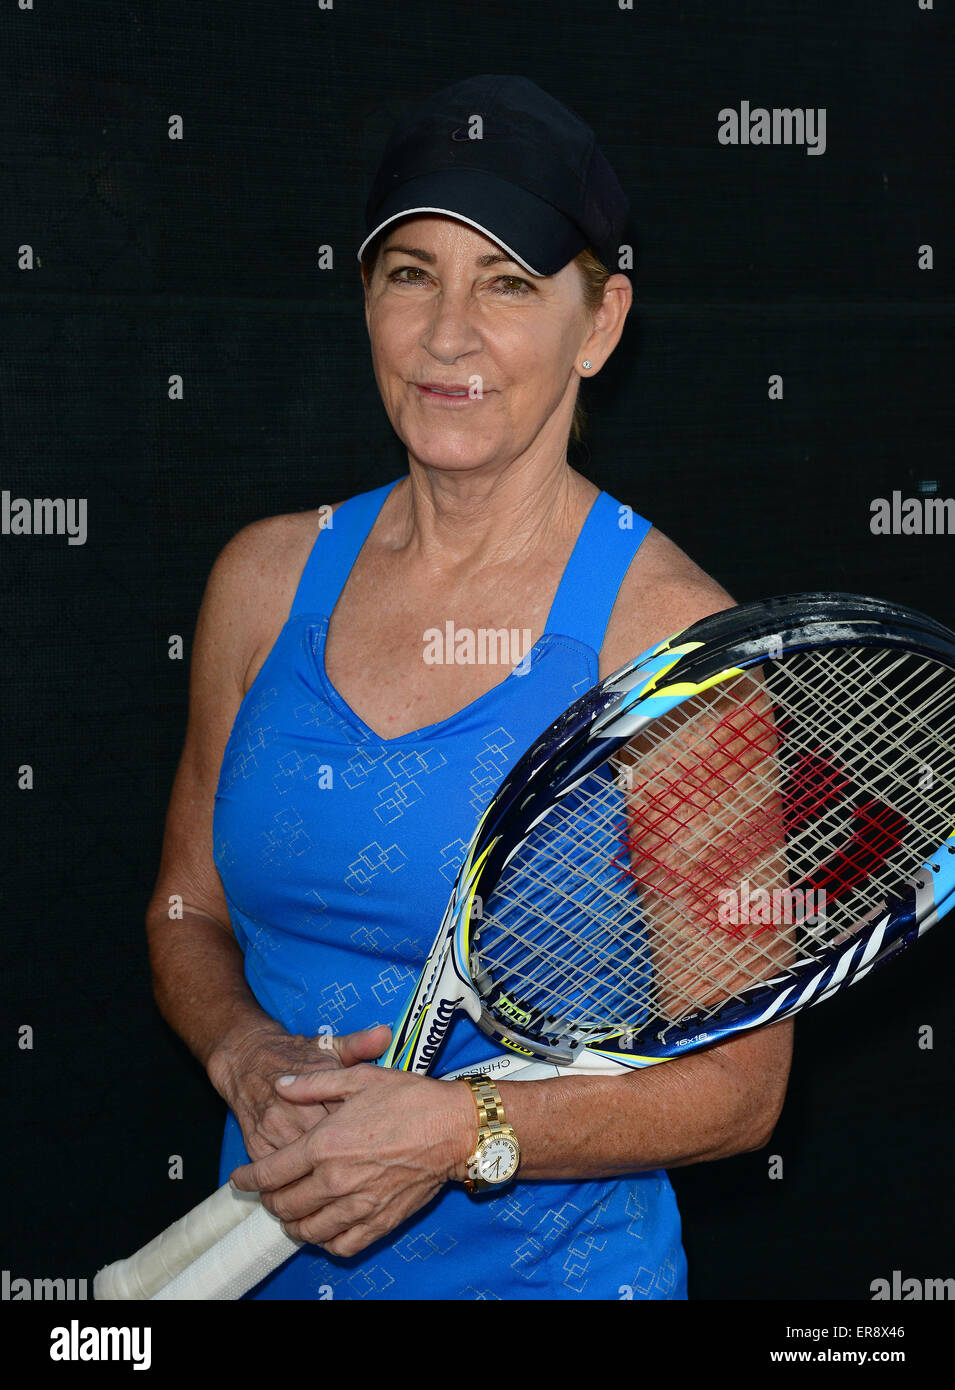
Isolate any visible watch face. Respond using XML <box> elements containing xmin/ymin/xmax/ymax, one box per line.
<box><xmin>476</xmin><ymin>1135</ymin><xmax>519</xmax><ymax>1184</ymax></box>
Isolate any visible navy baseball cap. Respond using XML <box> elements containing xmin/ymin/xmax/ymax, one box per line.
<box><xmin>356</xmin><ymin>74</ymin><xmax>630</xmax><ymax>277</ymax></box>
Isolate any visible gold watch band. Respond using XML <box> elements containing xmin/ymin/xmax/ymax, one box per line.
<box><xmin>464</xmin><ymin>1074</ymin><xmax>507</xmax><ymax>1130</ymax></box>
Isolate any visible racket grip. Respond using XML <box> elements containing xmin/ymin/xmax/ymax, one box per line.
<box><xmin>151</xmin><ymin>1202</ymin><xmax>300</xmax><ymax>1300</ymax></box>
<box><xmin>93</xmin><ymin>1182</ymin><xmax>260</xmax><ymax>1300</ymax></box>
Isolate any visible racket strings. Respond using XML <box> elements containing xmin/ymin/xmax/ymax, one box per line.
<box><xmin>475</xmin><ymin>785</ymin><xmax>648</xmax><ymax>1014</ymax></box>
<box><xmin>766</xmin><ymin>651</ymin><xmax>955</xmax><ymax>884</ymax></box>
<box><xmin>473</xmin><ymin>645</ymin><xmax>955</xmax><ymax>1042</ymax></box>
<box><xmin>616</xmin><ymin>691</ymin><xmax>786</xmax><ymax>919</ymax></box>
<box><xmin>620</xmin><ymin>650</ymin><xmax>955</xmax><ymax>1010</ymax></box>
<box><xmin>480</xmin><ymin>650</ymin><xmax>950</xmax><ymax>1034</ymax></box>
<box><xmin>646</xmin><ymin>651</ymin><xmax>955</xmax><ymax>904</ymax></box>
<box><xmin>477</xmin><ymin>765</ymin><xmax>792</xmax><ymax>1030</ymax></box>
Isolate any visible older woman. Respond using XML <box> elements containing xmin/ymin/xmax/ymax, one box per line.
<box><xmin>147</xmin><ymin>74</ymin><xmax>792</xmax><ymax>1300</ymax></box>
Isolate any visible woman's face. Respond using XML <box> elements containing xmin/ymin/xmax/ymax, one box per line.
<box><xmin>362</xmin><ymin>214</ymin><xmax>601</xmax><ymax>476</ymax></box>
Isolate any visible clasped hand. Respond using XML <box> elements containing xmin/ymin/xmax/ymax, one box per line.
<box><xmin>228</xmin><ymin>1039</ymin><xmax>474</xmax><ymax>1258</ymax></box>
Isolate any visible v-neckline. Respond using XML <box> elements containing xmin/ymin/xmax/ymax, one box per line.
<box><xmin>309</xmin><ymin>615</ymin><xmax>553</xmax><ymax>744</ymax></box>
<box><xmin>297</xmin><ymin>481</ymin><xmax>608</xmax><ymax>743</ymax></box>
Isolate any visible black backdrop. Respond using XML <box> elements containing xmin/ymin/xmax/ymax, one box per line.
<box><xmin>2</xmin><ymin>1</ymin><xmax>953</xmax><ymax>1305</ymax></box>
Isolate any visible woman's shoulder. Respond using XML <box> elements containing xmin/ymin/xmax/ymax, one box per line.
<box><xmin>212</xmin><ymin>503</ymin><xmax>344</xmax><ymax>596</ymax></box>
<box><xmin>203</xmin><ymin>504</ymin><xmax>344</xmax><ymax>691</ymax></box>
<box><xmin>600</xmin><ymin>522</ymin><xmax>736</xmax><ymax>676</ymax></box>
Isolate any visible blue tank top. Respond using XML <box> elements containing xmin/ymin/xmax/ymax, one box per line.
<box><xmin>213</xmin><ymin>478</ymin><xmax>688</xmax><ymax>1301</ymax></box>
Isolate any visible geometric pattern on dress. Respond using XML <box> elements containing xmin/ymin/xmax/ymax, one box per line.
<box><xmin>510</xmin><ymin>1231</ymin><xmax>547</xmax><ymax>1282</ymax></box>
<box><xmin>374</xmin><ymin>746</ymin><xmax>447</xmax><ymax>823</ymax></box>
<box><xmin>561</xmin><ymin>1209</ymin><xmax>611</xmax><ymax>1295</ymax></box>
<box><xmin>260</xmin><ymin>804</ymin><xmax>314</xmax><ymax>865</ymax></box>
<box><xmin>272</xmin><ymin>746</ymin><xmax>335</xmax><ymax>797</ymax></box>
<box><xmin>467</xmin><ymin>727</ymin><xmax>516</xmax><ymax>811</ymax></box>
<box><xmin>217</xmin><ymin>686</ymin><xmax>281</xmax><ymax>793</ymax></box>
<box><xmin>651</xmin><ymin>1253</ymin><xmax>681</xmax><ymax>1299</ymax></box>
<box><xmin>346</xmin><ymin>1264</ymin><xmax>397</xmax><ymax>1299</ymax></box>
<box><xmin>489</xmin><ymin>1187</ymin><xmax>537</xmax><ymax>1228</ymax></box>
<box><xmin>340</xmin><ymin>744</ymin><xmax>390</xmax><ymax>791</ymax></box>
<box><xmin>285</xmin><ymin>888</ymin><xmax>329</xmax><ymax>939</ymax></box>
<box><xmin>344</xmin><ymin>840</ymin><xmax>408</xmax><ymax>895</ymax></box>
<box><xmin>313</xmin><ymin>978</ymin><xmax>363</xmax><ymax>1029</ymax></box>
<box><xmin>370</xmin><ymin>963</ymin><xmax>415</xmax><ymax>1010</ymax></box>
<box><xmin>347</xmin><ymin>921</ymin><xmax>423</xmax><ymax>961</ymax></box>
<box><xmin>507</xmin><ymin>1197</ymin><xmax>614</xmax><ymax>1293</ymax></box>
<box><xmin>625</xmin><ymin>1182</ymin><xmax>649</xmax><ymax>1239</ymax></box>
<box><xmin>392</xmin><ymin>1227</ymin><xmax>458</xmax><ymax>1263</ymax></box>
<box><xmin>437</xmin><ymin>838</ymin><xmax>468</xmax><ymax>885</ymax></box>
<box><xmin>293</xmin><ymin>691</ymin><xmax>354</xmax><ymax>738</ymax></box>
<box><xmin>627</xmin><ymin>1265</ymin><xmax>658</xmax><ymax>1298</ymax></box>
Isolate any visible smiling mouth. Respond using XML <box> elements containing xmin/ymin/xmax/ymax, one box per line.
<box><xmin>413</xmin><ymin>383</ymin><xmax>489</xmax><ymax>405</ymax></box>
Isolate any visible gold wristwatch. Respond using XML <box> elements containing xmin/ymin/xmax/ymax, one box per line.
<box><xmin>461</xmin><ymin>1074</ymin><xmax>521</xmax><ymax>1193</ymax></box>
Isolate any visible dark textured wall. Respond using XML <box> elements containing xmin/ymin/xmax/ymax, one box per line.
<box><xmin>2</xmin><ymin>1</ymin><xmax>953</xmax><ymax>1304</ymax></box>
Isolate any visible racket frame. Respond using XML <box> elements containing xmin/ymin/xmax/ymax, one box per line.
<box><xmin>394</xmin><ymin>600</ymin><xmax>955</xmax><ymax>1073</ymax></box>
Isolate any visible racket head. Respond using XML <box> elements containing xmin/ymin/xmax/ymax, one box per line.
<box><xmin>451</xmin><ymin>595</ymin><xmax>955</xmax><ymax>1068</ymax></box>
<box><xmin>379</xmin><ymin>622</ymin><xmax>737</xmax><ymax>1073</ymax></box>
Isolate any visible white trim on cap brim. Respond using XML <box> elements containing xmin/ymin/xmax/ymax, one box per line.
<box><xmin>356</xmin><ymin>207</ymin><xmax>546</xmax><ymax>277</ymax></box>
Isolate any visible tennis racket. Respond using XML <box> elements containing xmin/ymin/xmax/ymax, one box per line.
<box><xmin>96</xmin><ymin>592</ymin><xmax>955</xmax><ymax>1299</ymax></box>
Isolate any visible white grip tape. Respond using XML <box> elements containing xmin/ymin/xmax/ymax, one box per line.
<box><xmin>93</xmin><ymin>1182</ymin><xmax>259</xmax><ymax>1300</ymax></box>
<box><xmin>151</xmin><ymin>1203</ymin><xmax>301</xmax><ymax>1300</ymax></box>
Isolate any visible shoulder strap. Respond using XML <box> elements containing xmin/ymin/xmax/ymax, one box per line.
<box><xmin>544</xmin><ymin>491</ymin><xmax>652</xmax><ymax>651</ymax></box>
<box><xmin>289</xmin><ymin>478</ymin><xmax>401</xmax><ymax>617</ymax></box>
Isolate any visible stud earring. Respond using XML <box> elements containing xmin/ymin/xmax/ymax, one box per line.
<box><xmin>582</xmin><ymin>360</ymin><xmax>592</xmax><ymax>370</ymax></box>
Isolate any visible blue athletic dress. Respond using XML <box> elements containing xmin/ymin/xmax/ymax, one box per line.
<box><xmin>212</xmin><ymin>478</ymin><xmax>688</xmax><ymax>1301</ymax></box>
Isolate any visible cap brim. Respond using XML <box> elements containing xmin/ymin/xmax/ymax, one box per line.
<box><xmin>356</xmin><ymin>169</ymin><xmax>588</xmax><ymax>277</ymax></box>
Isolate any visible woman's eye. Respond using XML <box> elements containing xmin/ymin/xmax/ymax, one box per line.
<box><xmin>494</xmin><ymin>276</ymin><xmax>531</xmax><ymax>296</ymax></box>
<box><xmin>388</xmin><ymin>268</ymin><xmax>531</xmax><ymax>296</ymax></box>
<box><xmin>389</xmin><ymin>267</ymin><xmax>429</xmax><ymax>285</ymax></box>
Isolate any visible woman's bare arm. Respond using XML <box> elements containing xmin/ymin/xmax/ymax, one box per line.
<box><xmin>492</xmin><ymin>1020</ymin><xmax>792</xmax><ymax>1178</ymax></box>
<box><xmin>145</xmin><ymin>511</ymin><xmax>386</xmax><ymax>1155</ymax></box>
<box><xmin>146</xmin><ymin>518</ymin><xmax>284</xmax><ymax>1076</ymax></box>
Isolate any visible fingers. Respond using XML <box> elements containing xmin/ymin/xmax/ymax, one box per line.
<box><xmin>245</xmin><ymin>1101</ymin><xmax>332</xmax><ymax>1155</ymax></box>
<box><xmin>264</xmin><ymin>1024</ymin><xmax>392</xmax><ymax>1098</ymax></box>
<box><xmin>331</xmin><ymin>1023</ymin><xmax>392</xmax><ymax>1067</ymax></box>
<box><xmin>321</xmin><ymin>1223</ymin><xmax>377</xmax><ymax>1259</ymax></box>
<box><xmin>283</xmin><ymin>1182</ymin><xmax>427</xmax><ymax>1256</ymax></box>
<box><xmin>233</xmin><ymin>1067</ymin><xmax>391</xmax><ymax>1190</ymax></box>
<box><xmin>274</xmin><ymin>1061</ymin><xmax>378</xmax><ymax>1104</ymax></box>
<box><xmin>229</xmin><ymin>1130</ymin><xmax>313</xmax><ymax>1195</ymax></box>
<box><xmin>280</xmin><ymin>1190</ymin><xmax>384</xmax><ymax>1254</ymax></box>
<box><xmin>232</xmin><ymin>1152</ymin><xmax>379</xmax><ymax>1245</ymax></box>
<box><xmin>231</xmin><ymin>1081</ymin><xmax>372</xmax><ymax>1191</ymax></box>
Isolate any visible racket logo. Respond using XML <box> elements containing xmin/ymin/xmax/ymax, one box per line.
<box><xmin>418</xmin><ymin>995</ymin><xmax>464</xmax><ymax>1070</ymax></box>
<box><xmin>491</xmin><ymin>992</ymin><xmax>531</xmax><ymax>1026</ymax></box>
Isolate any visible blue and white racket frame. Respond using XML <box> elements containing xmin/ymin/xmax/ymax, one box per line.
<box><xmin>386</xmin><ymin>593</ymin><xmax>955</xmax><ymax>1077</ymax></box>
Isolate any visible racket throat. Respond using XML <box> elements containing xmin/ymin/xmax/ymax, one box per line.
<box><xmin>413</xmin><ymin>993</ymin><xmax>467</xmax><ymax>1072</ymax></box>
<box><xmin>478</xmin><ymin>1010</ymin><xmax>587</xmax><ymax>1067</ymax></box>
